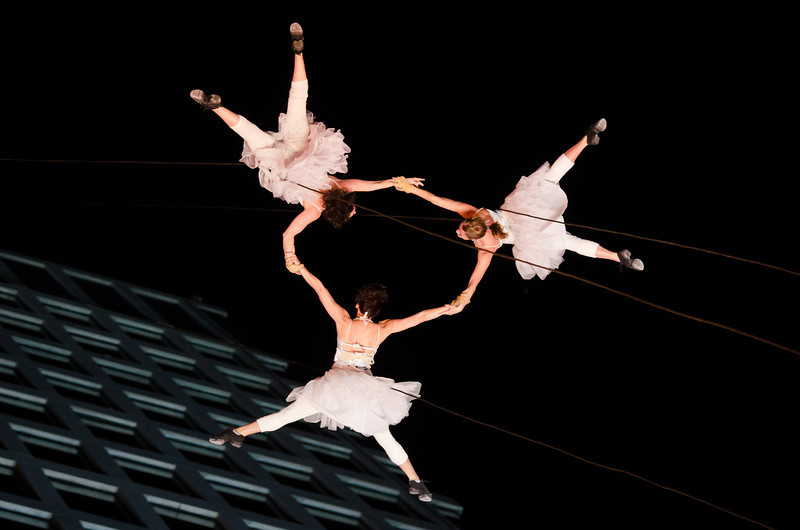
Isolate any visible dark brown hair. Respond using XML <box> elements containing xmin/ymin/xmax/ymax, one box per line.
<box><xmin>354</xmin><ymin>283</ymin><xmax>388</xmax><ymax>318</ymax></box>
<box><xmin>321</xmin><ymin>188</ymin><xmax>357</xmax><ymax>228</ymax></box>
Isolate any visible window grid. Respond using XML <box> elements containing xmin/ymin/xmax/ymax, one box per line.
<box><xmin>0</xmin><ymin>499</ymin><xmax>54</xmax><ymax>529</ymax></box>
<box><xmin>0</xmin><ymin>251</ymin><xmax>462</xmax><ymax>528</ymax></box>
<box><xmin>93</xmin><ymin>357</ymin><xmax>156</xmax><ymax>391</ymax></box>
<box><xmin>12</xmin><ymin>336</ymin><xmax>81</xmax><ymax>372</ymax></box>
<box><xmin>0</xmin><ymin>307</ymin><xmax>52</xmax><ymax>340</ymax></box>
<box><xmin>37</xmin><ymin>296</ymin><xmax>98</xmax><ymax>328</ymax></box>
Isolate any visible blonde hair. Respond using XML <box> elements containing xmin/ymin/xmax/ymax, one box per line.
<box><xmin>461</xmin><ymin>217</ymin><xmax>508</xmax><ymax>240</ymax></box>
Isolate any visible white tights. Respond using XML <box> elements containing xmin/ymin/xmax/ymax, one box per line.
<box><xmin>545</xmin><ymin>154</ymin><xmax>601</xmax><ymax>258</ymax></box>
<box><xmin>564</xmin><ymin>234</ymin><xmax>599</xmax><ymax>257</ymax></box>
<box><xmin>230</xmin><ymin>79</ymin><xmax>311</xmax><ymax>157</ymax></box>
<box><xmin>255</xmin><ymin>399</ymin><xmax>409</xmax><ymax>465</ymax></box>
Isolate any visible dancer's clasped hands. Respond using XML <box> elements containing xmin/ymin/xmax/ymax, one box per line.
<box><xmin>392</xmin><ymin>176</ymin><xmax>425</xmax><ymax>192</ymax></box>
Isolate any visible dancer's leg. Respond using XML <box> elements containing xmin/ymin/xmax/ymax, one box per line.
<box><xmin>594</xmin><ymin>246</ymin><xmax>621</xmax><ymax>261</ymax></box>
<box><xmin>210</xmin><ymin>398</ymin><xmax>316</xmax><ymax>447</ymax></box>
<box><xmin>564</xmin><ymin>234</ymin><xmax>644</xmax><ymax>270</ymax></box>
<box><xmin>373</xmin><ymin>430</ymin><xmax>432</xmax><ymax>502</ymax></box>
<box><xmin>564</xmin><ymin>234</ymin><xmax>617</xmax><ymax>261</ymax></box>
<box><xmin>190</xmin><ymin>89</ymin><xmax>276</xmax><ymax>149</ymax></box>
<box><xmin>217</xmin><ymin>398</ymin><xmax>319</xmax><ymax>440</ymax></box>
<box><xmin>545</xmin><ymin>154</ymin><xmax>576</xmax><ymax>184</ymax></box>
<box><xmin>226</xmin><ymin>113</ymin><xmax>275</xmax><ymax>150</ymax></box>
<box><xmin>255</xmin><ymin>398</ymin><xmax>319</xmax><ymax>432</ymax></box>
<box><xmin>196</xmin><ymin>24</ymin><xmax>310</xmax><ymax>155</ymax></box>
<box><xmin>292</xmin><ymin>52</ymin><xmax>307</xmax><ymax>83</ymax></box>
<box><xmin>283</xmin><ymin>52</ymin><xmax>311</xmax><ymax>156</ymax></box>
<box><xmin>547</xmin><ymin>118</ymin><xmax>606</xmax><ymax>183</ymax></box>
<box><xmin>563</xmin><ymin>136</ymin><xmax>589</xmax><ymax>163</ymax></box>
<box><xmin>546</xmin><ymin>136</ymin><xmax>589</xmax><ymax>184</ymax></box>
<box><xmin>373</xmin><ymin>431</ymin><xmax>413</xmax><ymax>475</ymax></box>
<box><xmin>211</xmin><ymin>106</ymin><xmax>241</xmax><ymax>128</ymax></box>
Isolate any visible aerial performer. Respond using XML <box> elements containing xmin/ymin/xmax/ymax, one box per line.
<box><xmin>392</xmin><ymin>119</ymin><xmax>644</xmax><ymax>309</ymax></box>
<box><xmin>190</xmin><ymin>22</ymin><xmax>423</xmax><ymax>273</ymax></box>
<box><xmin>208</xmin><ymin>263</ymin><xmax>454</xmax><ymax>502</ymax></box>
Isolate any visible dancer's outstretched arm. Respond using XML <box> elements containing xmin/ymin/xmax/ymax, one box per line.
<box><xmin>297</xmin><ymin>266</ymin><xmax>350</xmax><ymax>326</ymax></box>
<box><xmin>283</xmin><ymin>201</ymin><xmax>323</xmax><ymax>259</ymax></box>
<box><xmin>462</xmin><ymin>249</ymin><xmax>494</xmax><ymax>301</ymax></box>
<box><xmin>380</xmin><ymin>304</ymin><xmax>454</xmax><ymax>338</ymax></box>
<box><xmin>393</xmin><ymin>177</ymin><xmax>477</xmax><ymax>218</ymax></box>
<box><xmin>339</xmin><ymin>177</ymin><xmax>424</xmax><ymax>193</ymax></box>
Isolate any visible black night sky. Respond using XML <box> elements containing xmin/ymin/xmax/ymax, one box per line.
<box><xmin>2</xmin><ymin>12</ymin><xmax>797</xmax><ymax>529</ymax></box>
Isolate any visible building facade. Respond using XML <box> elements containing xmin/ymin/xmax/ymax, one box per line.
<box><xmin>0</xmin><ymin>249</ymin><xmax>462</xmax><ymax>529</ymax></box>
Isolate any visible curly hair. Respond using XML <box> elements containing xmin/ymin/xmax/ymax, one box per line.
<box><xmin>321</xmin><ymin>188</ymin><xmax>357</xmax><ymax>228</ymax></box>
<box><xmin>461</xmin><ymin>216</ymin><xmax>509</xmax><ymax>240</ymax></box>
<box><xmin>354</xmin><ymin>283</ymin><xmax>388</xmax><ymax>319</ymax></box>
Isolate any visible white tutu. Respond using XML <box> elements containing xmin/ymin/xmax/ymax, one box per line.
<box><xmin>285</xmin><ymin>366</ymin><xmax>421</xmax><ymax>436</ymax></box>
<box><xmin>500</xmin><ymin>161</ymin><xmax>570</xmax><ymax>280</ymax></box>
<box><xmin>240</xmin><ymin>112</ymin><xmax>351</xmax><ymax>205</ymax></box>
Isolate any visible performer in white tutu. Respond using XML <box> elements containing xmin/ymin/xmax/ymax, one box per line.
<box><xmin>190</xmin><ymin>23</ymin><xmax>423</xmax><ymax>273</ymax></box>
<box><xmin>209</xmin><ymin>263</ymin><xmax>454</xmax><ymax>502</ymax></box>
<box><xmin>393</xmin><ymin>119</ymin><xmax>644</xmax><ymax>309</ymax></box>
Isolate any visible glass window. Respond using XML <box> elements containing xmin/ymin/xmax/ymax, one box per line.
<box><xmin>143</xmin><ymin>494</ymin><xmax>219</xmax><ymax>529</ymax></box>
<box><xmin>70</xmin><ymin>406</ymin><xmax>150</xmax><ymax>451</ymax></box>
<box><xmin>64</xmin><ymin>326</ymin><xmax>126</xmax><ymax>360</ymax></box>
<box><xmin>253</xmin><ymin>353</ymin><xmax>289</xmax><ymax>374</ymax></box>
<box><xmin>111</xmin><ymin>316</ymin><xmax>168</xmax><ymax>346</ymax></box>
<box><xmin>140</xmin><ymin>345</ymin><xmax>204</xmax><ymax>379</ymax></box>
<box><xmin>0</xmin><ymin>356</ymin><xmax>30</xmax><ymax>387</ymax></box>
<box><xmin>215</xmin><ymin>366</ymin><xmax>277</xmax><ymax>398</ymax></box>
<box><xmin>0</xmin><ymin>308</ymin><xmax>53</xmax><ymax>340</ymax></box>
<box><xmin>0</xmin><ymin>253</ymin><xmax>73</xmax><ymax>299</ymax></box>
<box><xmin>43</xmin><ymin>469</ymin><xmax>142</xmax><ymax>525</ymax></box>
<box><xmin>0</xmin><ymin>457</ymin><xmax>39</xmax><ymax>499</ymax></box>
<box><xmin>37</xmin><ymin>296</ymin><xmax>99</xmax><ymax>328</ymax></box>
<box><xmin>0</xmin><ymin>386</ymin><xmax>62</xmax><ymax>427</ymax></box>
<box><xmin>38</xmin><ymin>368</ymin><xmax>117</xmax><ymax>410</ymax></box>
<box><xmin>183</xmin><ymin>335</ymin><xmax>240</xmax><ymax>365</ymax></box>
<box><xmin>0</xmin><ymin>499</ymin><xmax>53</xmax><ymax>529</ymax></box>
<box><xmin>172</xmin><ymin>378</ymin><xmax>242</xmax><ymax>414</ymax></box>
<box><xmin>10</xmin><ymin>423</ymin><xmax>99</xmax><ymax>472</ymax></box>
<box><xmin>248</xmin><ymin>452</ymin><xmax>325</xmax><ymax>494</ymax></box>
<box><xmin>200</xmin><ymin>471</ymin><xmax>291</xmax><ymax>521</ymax></box>
<box><xmin>105</xmin><ymin>448</ymin><xmax>190</xmax><ymax>496</ymax></box>
<box><xmin>133</xmin><ymin>288</ymin><xmax>210</xmax><ymax>336</ymax></box>
<box><xmin>124</xmin><ymin>391</ymin><xmax>195</xmax><ymax>429</ymax></box>
<box><xmin>293</xmin><ymin>495</ymin><xmax>363</xmax><ymax>528</ymax></box>
<box><xmin>291</xmin><ymin>434</ymin><xmax>363</xmax><ymax>472</ymax></box>
<box><xmin>93</xmin><ymin>357</ymin><xmax>157</xmax><ymax>392</ymax></box>
<box><xmin>336</xmin><ymin>474</ymin><xmax>410</xmax><ymax>517</ymax></box>
<box><xmin>0</xmin><ymin>285</ymin><xmax>27</xmax><ymax>310</ymax></box>
<box><xmin>64</xmin><ymin>270</ymin><xmax>145</xmax><ymax>319</ymax></box>
<box><xmin>12</xmin><ymin>336</ymin><xmax>81</xmax><ymax>372</ymax></box>
<box><xmin>195</xmin><ymin>304</ymin><xmax>233</xmax><ymax>337</ymax></box>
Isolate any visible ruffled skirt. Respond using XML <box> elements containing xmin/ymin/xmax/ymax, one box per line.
<box><xmin>240</xmin><ymin>112</ymin><xmax>351</xmax><ymax>205</ymax></box>
<box><xmin>500</xmin><ymin>161</ymin><xmax>570</xmax><ymax>280</ymax></box>
<box><xmin>285</xmin><ymin>366</ymin><xmax>421</xmax><ymax>436</ymax></box>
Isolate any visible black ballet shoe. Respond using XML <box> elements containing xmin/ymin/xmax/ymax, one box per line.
<box><xmin>408</xmin><ymin>479</ymin><xmax>432</xmax><ymax>502</ymax></box>
<box><xmin>586</xmin><ymin>118</ymin><xmax>607</xmax><ymax>145</ymax></box>
<box><xmin>617</xmin><ymin>249</ymin><xmax>644</xmax><ymax>272</ymax></box>
<box><xmin>290</xmin><ymin>22</ymin><xmax>304</xmax><ymax>54</ymax></box>
<box><xmin>209</xmin><ymin>427</ymin><xmax>245</xmax><ymax>448</ymax></box>
<box><xmin>190</xmin><ymin>89</ymin><xmax>221</xmax><ymax>110</ymax></box>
